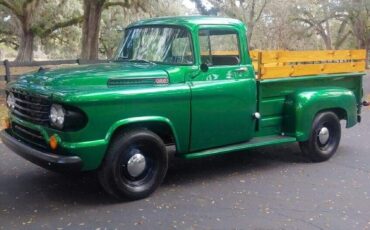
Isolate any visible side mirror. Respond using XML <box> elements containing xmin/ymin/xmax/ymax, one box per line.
<box><xmin>200</xmin><ymin>63</ymin><xmax>209</xmax><ymax>72</ymax></box>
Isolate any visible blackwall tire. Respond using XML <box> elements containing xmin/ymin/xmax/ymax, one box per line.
<box><xmin>98</xmin><ymin>129</ymin><xmax>168</xmax><ymax>200</ymax></box>
<box><xmin>299</xmin><ymin>112</ymin><xmax>341</xmax><ymax>162</ymax></box>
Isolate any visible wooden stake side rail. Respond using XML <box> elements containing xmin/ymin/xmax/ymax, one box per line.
<box><xmin>251</xmin><ymin>50</ymin><xmax>367</xmax><ymax>79</ymax></box>
<box><xmin>260</xmin><ymin>61</ymin><xmax>366</xmax><ymax>79</ymax></box>
<box><xmin>255</xmin><ymin>50</ymin><xmax>366</xmax><ymax>79</ymax></box>
<box><xmin>204</xmin><ymin>50</ymin><xmax>366</xmax><ymax>79</ymax></box>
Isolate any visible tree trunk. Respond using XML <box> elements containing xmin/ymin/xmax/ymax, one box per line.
<box><xmin>316</xmin><ymin>26</ymin><xmax>332</xmax><ymax>50</ymax></box>
<box><xmin>322</xmin><ymin>35</ymin><xmax>332</xmax><ymax>50</ymax></box>
<box><xmin>80</xmin><ymin>0</ymin><xmax>105</xmax><ymax>60</ymax></box>
<box><xmin>105</xmin><ymin>48</ymin><xmax>114</xmax><ymax>59</ymax></box>
<box><xmin>14</xmin><ymin>0</ymin><xmax>39</xmax><ymax>62</ymax></box>
<box><xmin>246</xmin><ymin>0</ymin><xmax>256</xmax><ymax>45</ymax></box>
<box><xmin>16</xmin><ymin>29</ymin><xmax>34</xmax><ymax>62</ymax></box>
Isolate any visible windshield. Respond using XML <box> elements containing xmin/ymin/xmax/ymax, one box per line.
<box><xmin>115</xmin><ymin>26</ymin><xmax>194</xmax><ymax>65</ymax></box>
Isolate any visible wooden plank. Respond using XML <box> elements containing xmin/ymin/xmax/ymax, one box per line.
<box><xmin>261</xmin><ymin>61</ymin><xmax>366</xmax><ymax>79</ymax></box>
<box><xmin>201</xmin><ymin>50</ymin><xmax>259</xmax><ymax>57</ymax></box>
<box><xmin>211</xmin><ymin>50</ymin><xmax>239</xmax><ymax>55</ymax></box>
<box><xmin>261</xmin><ymin>50</ymin><xmax>366</xmax><ymax>64</ymax></box>
<box><xmin>249</xmin><ymin>50</ymin><xmax>259</xmax><ymax>60</ymax></box>
<box><xmin>200</xmin><ymin>50</ymin><xmax>239</xmax><ymax>56</ymax></box>
<box><xmin>9</xmin><ymin>59</ymin><xmax>78</xmax><ymax>67</ymax></box>
<box><xmin>252</xmin><ymin>61</ymin><xmax>258</xmax><ymax>70</ymax></box>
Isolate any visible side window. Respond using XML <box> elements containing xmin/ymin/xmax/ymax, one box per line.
<box><xmin>199</xmin><ymin>29</ymin><xmax>240</xmax><ymax>66</ymax></box>
<box><xmin>170</xmin><ymin>37</ymin><xmax>193</xmax><ymax>64</ymax></box>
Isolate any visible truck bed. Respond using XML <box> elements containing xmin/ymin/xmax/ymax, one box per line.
<box><xmin>256</xmin><ymin>73</ymin><xmax>364</xmax><ymax>137</ymax></box>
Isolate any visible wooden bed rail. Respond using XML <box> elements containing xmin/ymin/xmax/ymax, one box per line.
<box><xmin>250</xmin><ymin>50</ymin><xmax>367</xmax><ymax>80</ymax></box>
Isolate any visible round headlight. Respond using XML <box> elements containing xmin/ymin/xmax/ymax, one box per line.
<box><xmin>50</xmin><ymin>104</ymin><xmax>65</xmax><ymax>129</ymax></box>
<box><xmin>6</xmin><ymin>92</ymin><xmax>15</xmax><ymax>110</ymax></box>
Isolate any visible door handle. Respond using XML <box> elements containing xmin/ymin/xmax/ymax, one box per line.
<box><xmin>234</xmin><ymin>67</ymin><xmax>248</xmax><ymax>73</ymax></box>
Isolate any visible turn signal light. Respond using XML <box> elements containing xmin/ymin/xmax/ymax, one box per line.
<box><xmin>49</xmin><ymin>135</ymin><xmax>58</xmax><ymax>150</ymax></box>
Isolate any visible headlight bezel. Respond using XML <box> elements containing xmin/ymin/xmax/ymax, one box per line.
<box><xmin>50</xmin><ymin>104</ymin><xmax>66</xmax><ymax>129</ymax></box>
<box><xmin>49</xmin><ymin>103</ymin><xmax>87</xmax><ymax>131</ymax></box>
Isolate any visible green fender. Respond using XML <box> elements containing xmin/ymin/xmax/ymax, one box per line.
<box><xmin>105</xmin><ymin>116</ymin><xmax>181</xmax><ymax>149</ymax></box>
<box><xmin>283</xmin><ymin>88</ymin><xmax>358</xmax><ymax>141</ymax></box>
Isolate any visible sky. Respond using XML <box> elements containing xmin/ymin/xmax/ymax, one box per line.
<box><xmin>182</xmin><ymin>0</ymin><xmax>214</xmax><ymax>11</ymax></box>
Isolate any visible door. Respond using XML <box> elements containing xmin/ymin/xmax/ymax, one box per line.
<box><xmin>190</xmin><ymin>27</ymin><xmax>257</xmax><ymax>151</ymax></box>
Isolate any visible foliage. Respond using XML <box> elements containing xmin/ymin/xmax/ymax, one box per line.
<box><xmin>0</xmin><ymin>0</ymin><xmax>369</xmax><ymax>61</ymax></box>
<box><xmin>99</xmin><ymin>0</ymin><xmax>185</xmax><ymax>59</ymax></box>
<box><xmin>0</xmin><ymin>0</ymin><xmax>84</xmax><ymax>61</ymax></box>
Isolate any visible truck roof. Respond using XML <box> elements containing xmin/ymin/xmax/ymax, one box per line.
<box><xmin>127</xmin><ymin>16</ymin><xmax>245</xmax><ymax>30</ymax></box>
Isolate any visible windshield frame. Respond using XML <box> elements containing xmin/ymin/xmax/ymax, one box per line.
<box><xmin>115</xmin><ymin>25</ymin><xmax>195</xmax><ymax>66</ymax></box>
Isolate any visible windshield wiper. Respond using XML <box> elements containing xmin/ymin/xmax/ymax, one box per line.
<box><xmin>114</xmin><ymin>57</ymin><xmax>129</xmax><ymax>62</ymax></box>
<box><xmin>129</xmin><ymin>59</ymin><xmax>156</xmax><ymax>65</ymax></box>
<box><xmin>114</xmin><ymin>58</ymin><xmax>156</xmax><ymax>65</ymax></box>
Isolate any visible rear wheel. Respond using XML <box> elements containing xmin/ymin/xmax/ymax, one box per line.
<box><xmin>98</xmin><ymin>129</ymin><xmax>168</xmax><ymax>200</ymax></box>
<box><xmin>299</xmin><ymin>112</ymin><xmax>341</xmax><ymax>162</ymax></box>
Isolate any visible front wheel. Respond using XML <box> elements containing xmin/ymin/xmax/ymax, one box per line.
<box><xmin>98</xmin><ymin>129</ymin><xmax>168</xmax><ymax>200</ymax></box>
<box><xmin>299</xmin><ymin>112</ymin><xmax>341</xmax><ymax>162</ymax></box>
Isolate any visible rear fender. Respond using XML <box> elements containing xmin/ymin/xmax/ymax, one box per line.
<box><xmin>283</xmin><ymin>88</ymin><xmax>357</xmax><ymax>141</ymax></box>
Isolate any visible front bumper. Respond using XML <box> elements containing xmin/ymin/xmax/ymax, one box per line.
<box><xmin>0</xmin><ymin>129</ymin><xmax>82</xmax><ymax>172</ymax></box>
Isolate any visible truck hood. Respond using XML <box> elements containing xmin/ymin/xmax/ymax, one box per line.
<box><xmin>9</xmin><ymin>62</ymin><xmax>169</xmax><ymax>93</ymax></box>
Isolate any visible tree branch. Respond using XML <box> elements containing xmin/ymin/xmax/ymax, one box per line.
<box><xmin>104</xmin><ymin>0</ymin><xmax>130</xmax><ymax>9</ymax></box>
<box><xmin>0</xmin><ymin>37</ymin><xmax>19</xmax><ymax>48</ymax></box>
<box><xmin>335</xmin><ymin>31</ymin><xmax>351</xmax><ymax>49</ymax></box>
<box><xmin>292</xmin><ymin>18</ymin><xmax>315</xmax><ymax>27</ymax></box>
<box><xmin>37</xmin><ymin>16</ymin><xmax>84</xmax><ymax>38</ymax></box>
<box><xmin>191</xmin><ymin>0</ymin><xmax>219</xmax><ymax>15</ymax></box>
<box><xmin>0</xmin><ymin>0</ymin><xmax>22</xmax><ymax>17</ymax></box>
<box><xmin>104</xmin><ymin>0</ymin><xmax>147</xmax><ymax>12</ymax></box>
<box><xmin>253</xmin><ymin>0</ymin><xmax>267</xmax><ymax>23</ymax></box>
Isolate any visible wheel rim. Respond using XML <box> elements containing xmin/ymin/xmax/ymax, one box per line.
<box><xmin>118</xmin><ymin>145</ymin><xmax>156</xmax><ymax>187</ymax></box>
<box><xmin>126</xmin><ymin>152</ymin><xmax>147</xmax><ymax>178</ymax></box>
<box><xmin>318</xmin><ymin>127</ymin><xmax>330</xmax><ymax>145</ymax></box>
<box><xmin>315</xmin><ymin>120</ymin><xmax>339</xmax><ymax>154</ymax></box>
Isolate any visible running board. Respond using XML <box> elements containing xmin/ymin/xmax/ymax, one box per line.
<box><xmin>181</xmin><ymin>135</ymin><xmax>297</xmax><ymax>159</ymax></box>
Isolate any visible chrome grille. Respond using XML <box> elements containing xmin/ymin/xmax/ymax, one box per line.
<box><xmin>10</xmin><ymin>89</ymin><xmax>51</xmax><ymax>125</ymax></box>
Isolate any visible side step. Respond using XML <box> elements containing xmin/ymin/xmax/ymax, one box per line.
<box><xmin>181</xmin><ymin>135</ymin><xmax>297</xmax><ymax>159</ymax></box>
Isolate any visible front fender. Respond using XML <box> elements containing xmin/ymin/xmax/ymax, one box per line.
<box><xmin>284</xmin><ymin>88</ymin><xmax>357</xmax><ymax>141</ymax></box>
<box><xmin>105</xmin><ymin>116</ymin><xmax>180</xmax><ymax>149</ymax></box>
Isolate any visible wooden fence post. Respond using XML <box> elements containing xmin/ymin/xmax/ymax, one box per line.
<box><xmin>4</xmin><ymin>59</ymin><xmax>10</xmax><ymax>83</ymax></box>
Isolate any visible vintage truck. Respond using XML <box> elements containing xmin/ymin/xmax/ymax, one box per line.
<box><xmin>1</xmin><ymin>16</ymin><xmax>367</xmax><ymax>200</ymax></box>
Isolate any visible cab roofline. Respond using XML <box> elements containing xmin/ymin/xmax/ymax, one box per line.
<box><xmin>127</xmin><ymin>16</ymin><xmax>245</xmax><ymax>30</ymax></box>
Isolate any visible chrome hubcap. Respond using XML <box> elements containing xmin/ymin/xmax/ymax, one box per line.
<box><xmin>318</xmin><ymin>127</ymin><xmax>330</xmax><ymax>145</ymax></box>
<box><xmin>126</xmin><ymin>153</ymin><xmax>146</xmax><ymax>177</ymax></box>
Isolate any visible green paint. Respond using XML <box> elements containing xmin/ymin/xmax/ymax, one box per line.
<box><xmin>4</xmin><ymin>16</ymin><xmax>365</xmax><ymax>171</ymax></box>
<box><xmin>182</xmin><ymin>136</ymin><xmax>297</xmax><ymax>159</ymax></box>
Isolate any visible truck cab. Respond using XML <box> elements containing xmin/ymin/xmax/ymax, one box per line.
<box><xmin>1</xmin><ymin>16</ymin><xmax>366</xmax><ymax>200</ymax></box>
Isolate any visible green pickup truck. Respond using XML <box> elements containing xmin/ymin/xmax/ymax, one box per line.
<box><xmin>1</xmin><ymin>16</ymin><xmax>367</xmax><ymax>200</ymax></box>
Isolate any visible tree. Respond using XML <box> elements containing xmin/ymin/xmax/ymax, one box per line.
<box><xmin>191</xmin><ymin>0</ymin><xmax>219</xmax><ymax>15</ymax></box>
<box><xmin>344</xmin><ymin>0</ymin><xmax>370</xmax><ymax>59</ymax></box>
<box><xmin>292</xmin><ymin>0</ymin><xmax>352</xmax><ymax>50</ymax></box>
<box><xmin>205</xmin><ymin>0</ymin><xmax>268</xmax><ymax>44</ymax></box>
<box><xmin>0</xmin><ymin>8</ymin><xmax>19</xmax><ymax>50</ymax></box>
<box><xmin>99</xmin><ymin>0</ymin><xmax>185</xmax><ymax>59</ymax></box>
<box><xmin>0</xmin><ymin>0</ymin><xmax>83</xmax><ymax>61</ymax></box>
<box><xmin>80</xmin><ymin>0</ymin><xmax>146</xmax><ymax>60</ymax></box>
